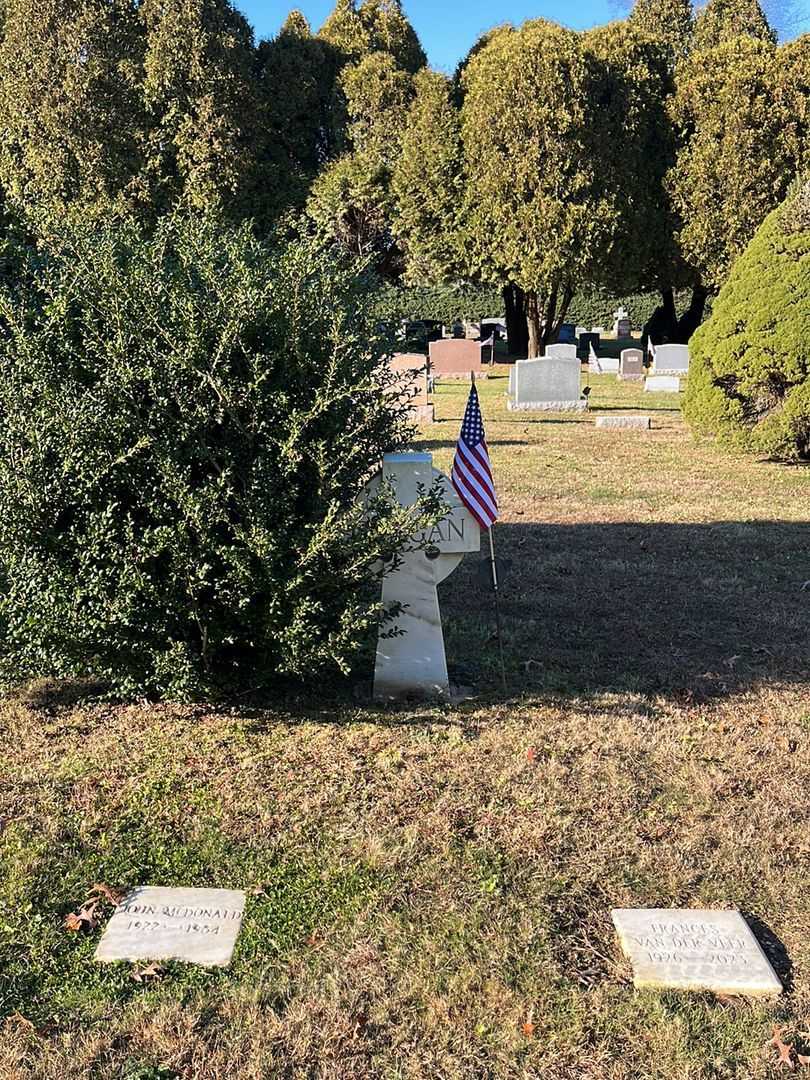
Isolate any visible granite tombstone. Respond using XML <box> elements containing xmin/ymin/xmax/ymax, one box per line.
<box><xmin>509</xmin><ymin>356</ymin><xmax>585</xmax><ymax>412</ymax></box>
<box><xmin>429</xmin><ymin>338</ymin><xmax>488</xmax><ymax>380</ymax></box>
<box><xmin>619</xmin><ymin>348</ymin><xmax>645</xmax><ymax>381</ymax></box>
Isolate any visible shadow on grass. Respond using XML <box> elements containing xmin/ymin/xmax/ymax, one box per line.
<box><xmin>441</xmin><ymin>520</ymin><xmax>809</xmax><ymax>704</ymax></box>
<box><xmin>744</xmin><ymin>912</ymin><xmax>794</xmax><ymax>993</ymax></box>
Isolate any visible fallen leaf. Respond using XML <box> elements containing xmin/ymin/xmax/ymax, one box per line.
<box><xmin>769</xmin><ymin>1026</ymin><xmax>795</xmax><ymax>1069</ymax></box>
<box><xmin>64</xmin><ymin>899</ymin><xmax>99</xmax><ymax>933</ymax></box>
<box><xmin>527</xmin><ymin>747</ymin><xmax>536</xmax><ymax>763</ymax></box>
<box><xmin>522</xmin><ymin>1021</ymin><xmax>535</xmax><ymax>1037</ymax></box>
<box><xmin>130</xmin><ymin>962</ymin><xmax>164</xmax><ymax>984</ymax></box>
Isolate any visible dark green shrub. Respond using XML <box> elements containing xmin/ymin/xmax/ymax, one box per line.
<box><xmin>0</xmin><ymin>216</ymin><xmax>435</xmax><ymax>698</ymax></box>
<box><xmin>371</xmin><ymin>281</ymin><xmax>504</xmax><ymax>326</ymax></box>
<box><xmin>683</xmin><ymin>188</ymin><xmax>810</xmax><ymax>461</ymax></box>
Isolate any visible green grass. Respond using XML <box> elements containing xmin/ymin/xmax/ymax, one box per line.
<box><xmin>1</xmin><ymin>373</ymin><xmax>809</xmax><ymax>1078</ymax></box>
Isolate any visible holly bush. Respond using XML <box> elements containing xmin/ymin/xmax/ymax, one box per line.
<box><xmin>0</xmin><ymin>215</ymin><xmax>434</xmax><ymax>698</ymax></box>
<box><xmin>683</xmin><ymin>185</ymin><xmax>810</xmax><ymax>461</ymax></box>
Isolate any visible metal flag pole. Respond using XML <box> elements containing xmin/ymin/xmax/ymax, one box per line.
<box><xmin>488</xmin><ymin>526</ymin><xmax>508</xmax><ymax>693</ymax></box>
<box><xmin>467</xmin><ymin>372</ymin><xmax>507</xmax><ymax>693</ymax></box>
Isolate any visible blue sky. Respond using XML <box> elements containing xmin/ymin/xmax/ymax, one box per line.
<box><xmin>241</xmin><ymin>1</ymin><xmax>808</xmax><ymax>71</ymax></box>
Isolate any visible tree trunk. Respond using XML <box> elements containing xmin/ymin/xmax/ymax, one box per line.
<box><xmin>540</xmin><ymin>282</ymin><xmax>559</xmax><ymax>353</ymax></box>
<box><xmin>676</xmin><ymin>284</ymin><xmax>709</xmax><ymax>343</ymax></box>
<box><xmin>659</xmin><ymin>287</ymin><xmax>679</xmax><ymax>341</ymax></box>
<box><xmin>526</xmin><ymin>291</ymin><xmax>542</xmax><ymax>358</ymax></box>
<box><xmin>503</xmin><ymin>283</ymin><xmax>528</xmax><ymax>357</ymax></box>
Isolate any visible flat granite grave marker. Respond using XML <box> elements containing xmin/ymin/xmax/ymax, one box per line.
<box><xmin>596</xmin><ymin>416</ymin><xmax>651</xmax><ymax>430</ymax></box>
<box><xmin>366</xmin><ymin>452</ymin><xmax>480</xmax><ymax>700</ymax></box>
<box><xmin>612</xmin><ymin>909</ymin><xmax>782</xmax><ymax>997</ymax></box>
<box><xmin>95</xmin><ymin>886</ymin><xmax>246</xmax><ymax>967</ymax></box>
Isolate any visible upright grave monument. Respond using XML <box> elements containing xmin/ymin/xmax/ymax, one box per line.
<box><xmin>579</xmin><ymin>331</ymin><xmax>601</xmax><ymax>359</ymax></box>
<box><xmin>653</xmin><ymin>344</ymin><xmax>690</xmax><ymax>375</ymax></box>
<box><xmin>558</xmin><ymin>323</ymin><xmax>577</xmax><ymax>345</ymax></box>
<box><xmin>429</xmin><ymin>339</ymin><xmax>488</xmax><ymax>380</ymax></box>
<box><xmin>547</xmin><ymin>343</ymin><xmax>578</xmax><ymax>360</ymax></box>
<box><xmin>367</xmin><ymin>453</ymin><xmax>480</xmax><ymax>700</ymax></box>
<box><xmin>589</xmin><ymin>354</ymin><xmax>620</xmax><ymax>374</ymax></box>
<box><xmin>619</xmin><ymin>348</ymin><xmax>645</xmax><ymax>381</ymax></box>
<box><xmin>508</xmin><ymin>356</ymin><xmax>586</xmax><ymax>412</ymax></box>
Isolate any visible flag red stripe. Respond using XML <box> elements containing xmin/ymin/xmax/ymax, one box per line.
<box><xmin>453</xmin><ymin>447</ymin><xmax>497</xmax><ymax>513</ymax></box>
<box><xmin>469</xmin><ymin>440</ymin><xmax>495</xmax><ymax>483</ymax></box>
<box><xmin>452</xmin><ymin>459</ymin><xmax>498</xmax><ymax>523</ymax></box>
<box><xmin>452</xmin><ymin>469</ymin><xmax>495</xmax><ymax>529</ymax></box>
<box><xmin>457</xmin><ymin>439</ymin><xmax>495</xmax><ymax>497</ymax></box>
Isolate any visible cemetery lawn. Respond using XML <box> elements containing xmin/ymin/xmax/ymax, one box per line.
<box><xmin>2</xmin><ymin>370</ymin><xmax>809</xmax><ymax>1080</ymax></box>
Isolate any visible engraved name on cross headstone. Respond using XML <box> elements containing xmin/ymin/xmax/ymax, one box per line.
<box><xmin>367</xmin><ymin>452</ymin><xmax>480</xmax><ymax>700</ymax></box>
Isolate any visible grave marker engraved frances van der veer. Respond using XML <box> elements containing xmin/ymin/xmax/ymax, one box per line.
<box><xmin>611</xmin><ymin>908</ymin><xmax>782</xmax><ymax>996</ymax></box>
<box><xmin>95</xmin><ymin>886</ymin><xmax>246</xmax><ymax>968</ymax></box>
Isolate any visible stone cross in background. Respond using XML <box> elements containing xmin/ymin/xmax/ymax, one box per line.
<box><xmin>367</xmin><ymin>452</ymin><xmax>480</xmax><ymax>701</ymax></box>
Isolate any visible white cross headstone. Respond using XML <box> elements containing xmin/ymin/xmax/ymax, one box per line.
<box><xmin>367</xmin><ymin>453</ymin><xmax>480</xmax><ymax>701</ymax></box>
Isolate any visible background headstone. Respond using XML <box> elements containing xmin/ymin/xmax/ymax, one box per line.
<box><xmin>547</xmin><ymin>343</ymin><xmax>578</xmax><ymax>360</ymax></box>
<box><xmin>589</xmin><ymin>355</ymin><xmax>620</xmax><ymax>374</ymax></box>
<box><xmin>620</xmin><ymin>349</ymin><xmax>645</xmax><ymax>381</ymax></box>
<box><xmin>558</xmin><ymin>323</ymin><xmax>577</xmax><ymax>345</ymax></box>
<box><xmin>95</xmin><ymin>887</ymin><xmax>246</xmax><ymax>968</ymax></box>
<box><xmin>429</xmin><ymin>339</ymin><xmax>488</xmax><ymax>380</ymax></box>
<box><xmin>509</xmin><ymin>356</ymin><xmax>585</xmax><ymax>411</ymax></box>
<box><xmin>616</xmin><ymin>317</ymin><xmax>632</xmax><ymax>338</ymax></box>
<box><xmin>389</xmin><ymin>353</ymin><xmax>433</xmax><ymax>423</ymax></box>
<box><xmin>645</xmin><ymin>375</ymin><xmax>681</xmax><ymax>393</ymax></box>
<box><xmin>579</xmin><ymin>332</ymin><xmax>601</xmax><ymax>358</ymax></box>
<box><xmin>612</xmin><ymin>909</ymin><xmax>782</xmax><ymax>997</ymax></box>
<box><xmin>653</xmin><ymin>344</ymin><xmax>690</xmax><ymax>375</ymax></box>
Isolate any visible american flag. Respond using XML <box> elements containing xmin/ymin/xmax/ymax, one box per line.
<box><xmin>451</xmin><ymin>383</ymin><xmax>499</xmax><ymax>530</ymax></box>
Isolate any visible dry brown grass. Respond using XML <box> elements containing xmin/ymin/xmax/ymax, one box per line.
<box><xmin>0</xmin><ymin>372</ymin><xmax>808</xmax><ymax>1079</ymax></box>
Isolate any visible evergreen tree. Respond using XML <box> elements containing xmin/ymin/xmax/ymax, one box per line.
<box><xmin>668</xmin><ymin>35</ymin><xmax>791</xmax><ymax>291</ymax></box>
<box><xmin>391</xmin><ymin>70</ymin><xmax>464</xmax><ymax>282</ymax></box>
<box><xmin>630</xmin><ymin>0</ymin><xmax>694</xmax><ymax>61</ymax></box>
<box><xmin>693</xmin><ymin>0</ymin><xmax>776</xmax><ymax>49</ymax></box>
<box><xmin>0</xmin><ymin>0</ymin><xmax>146</xmax><ymax>225</ymax></box>
<box><xmin>257</xmin><ymin>11</ymin><xmax>339</xmax><ymax>195</ymax></box>
<box><xmin>684</xmin><ymin>183</ymin><xmax>810</xmax><ymax>461</ymax></box>
<box><xmin>359</xmin><ymin>0</ymin><xmax>426</xmax><ymax>73</ymax></box>
<box><xmin>307</xmin><ymin>51</ymin><xmax>414</xmax><ymax>273</ymax></box>
<box><xmin>319</xmin><ymin>0</ymin><xmax>425</xmax><ymax>73</ymax></box>
<box><xmin>460</xmin><ymin>20</ymin><xmax>673</xmax><ymax>356</ymax></box>
<box><xmin>140</xmin><ymin>0</ymin><xmax>269</xmax><ymax>221</ymax></box>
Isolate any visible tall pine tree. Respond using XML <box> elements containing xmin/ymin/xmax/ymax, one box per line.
<box><xmin>0</xmin><ymin>0</ymin><xmax>146</xmax><ymax>226</ymax></box>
